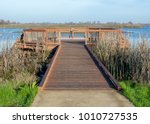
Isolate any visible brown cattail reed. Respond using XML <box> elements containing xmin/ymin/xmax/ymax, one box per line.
<box><xmin>92</xmin><ymin>32</ymin><xmax>150</xmax><ymax>85</ymax></box>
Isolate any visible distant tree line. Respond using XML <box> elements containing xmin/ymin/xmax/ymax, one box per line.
<box><xmin>0</xmin><ymin>19</ymin><xmax>18</xmax><ymax>24</ymax></box>
<box><xmin>0</xmin><ymin>19</ymin><xmax>149</xmax><ymax>28</ymax></box>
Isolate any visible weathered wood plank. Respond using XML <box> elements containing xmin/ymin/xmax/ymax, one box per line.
<box><xmin>42</xmin><ymin>40</ymin><xmax>110</xmax><ymax>90</ymax></box>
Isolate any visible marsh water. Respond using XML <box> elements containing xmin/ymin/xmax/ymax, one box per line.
<box><xmin>122</xmin><ymin>26</ymin><xmax>150</xmax><ymax>43</ymax></box>
<box><xmin>0</xmin><ymin>26</ymin><xmax>150</xmax><ymax>51</ymax></box>
<box><xmin>0</xmin><ymin>28</ymin><xmax>23</xmax><ymax>51</ymax></box>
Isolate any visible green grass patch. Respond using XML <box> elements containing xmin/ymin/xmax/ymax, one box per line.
<box><xmin>120</xmin><ymin>81</ymin><xmax>150</xmax><ymax>107</ymax></box>
<box><xmin>0</xmin><ymin>49</ymin><xmax>54</xmax><ymax>106</ymax></box>
<box><xmin>0</xmin><ymin>82</ymin><xmax>38</xmax><ymax>107</ymax></box>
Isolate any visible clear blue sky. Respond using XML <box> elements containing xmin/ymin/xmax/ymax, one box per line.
<box><xmin>0</xmin><ymin>0</ymin><xmax>150</xmax><ymax>23</ymax></box>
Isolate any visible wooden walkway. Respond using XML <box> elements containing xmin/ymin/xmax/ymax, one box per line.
<box><xmin>42</xmin><ymin>41</ymin><xmax>111</xmax><ymax>90</ymax></box>
<box><xmin>32</xmin><ymin>40</ymin><xmax>134</xmax><ymax>107</ymax></box>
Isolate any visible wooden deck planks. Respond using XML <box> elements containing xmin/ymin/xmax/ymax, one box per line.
<box><xmin>43</xmin><ymin>41</ymin><xmax>110</xmax><ymax>90</ymax></box>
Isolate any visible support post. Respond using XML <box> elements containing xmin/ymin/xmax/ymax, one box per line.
<box><xmin>58</xmin><ymin>32</ymin><xmax>61</xmax><ymax>45</ymax></box>
<box><xmin>98</xmin><ymin>31</ymin><xmax>101</xmax><ymax>46</ymax></box>
<box><xmin>85</xmin><ymin>32</ymin><xmax>88</xmax><ymax>45</ymax></box>
<box><xmin>45</xmin><ymin>31</ymin><xmax>48</xmax><ymax>51</ymax></box>
<box><xmin>72</xmin><ymin>31</ymin><xmax>74</xmax><ymax>38</ymax></box>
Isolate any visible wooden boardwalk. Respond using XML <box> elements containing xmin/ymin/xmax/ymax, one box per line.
<box><xmin>42</xmin><ymin>41</ymin><xmax>111</xmax><ymax>90</ymax></box>
<box><xmin>32</xmin><ymin>40</ymin><xmax>134</xmax><ymax>107</ymax></box>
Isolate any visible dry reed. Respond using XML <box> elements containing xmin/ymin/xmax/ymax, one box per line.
<box><xmin>92</xmin><ymin>33</ymin><xmax>150</xmax><ymax>84</ymax></box>
<box><xmin>0</xmin><ymin>43</ymin><xmax>50</xmax><ymax>85</ymax></box>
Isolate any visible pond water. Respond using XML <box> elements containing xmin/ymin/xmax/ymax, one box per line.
<box><xmin>0</xmin><ymin>28</ymin><xmax>23</xmax><ymax>52</ymax></box>
<box><xmin>0</xmin><ymin>26</ymin><xmax>150</xmax><ymax>51</ymax></box>
<box><xmin>122</xmin><ymin>26</ymin><xmax>150</xmax><ymax>43</ymax></box>
<box><xmin>61</xmin><ymin>32</ymin><xmax>85</xmax><ymax>38</ymax></box>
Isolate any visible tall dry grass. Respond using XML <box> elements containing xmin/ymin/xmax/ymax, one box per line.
<box><xmin>0</xmin><ymin>43</ymin><xmax>50</xmax><ymax>85</ymax></box>
<box><xmin>92</xmin><ymin>34</ymin><xmax>150</xmax><ymax>84</ymax></box>
<box><xmin>0</xmin><ymin>41</ymin><xmax>53</xmax><ymax>106</ymax></box>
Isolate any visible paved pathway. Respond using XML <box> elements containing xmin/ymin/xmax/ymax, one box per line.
<box><xmin>32</xmin><ymin>90</ymin><xmax>133</xmax><ymax>107</ymax></box>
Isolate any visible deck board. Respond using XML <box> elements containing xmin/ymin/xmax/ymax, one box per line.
<box><xmin>43</xmin><ymin>41</ymin><xmax>110</xmax><ymax>90</ymax></box>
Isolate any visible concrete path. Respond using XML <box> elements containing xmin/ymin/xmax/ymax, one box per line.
<box><xmin>32</xmin><ymin>89</ymin><xmax>134</xmax><ymax>107</ymax></box>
